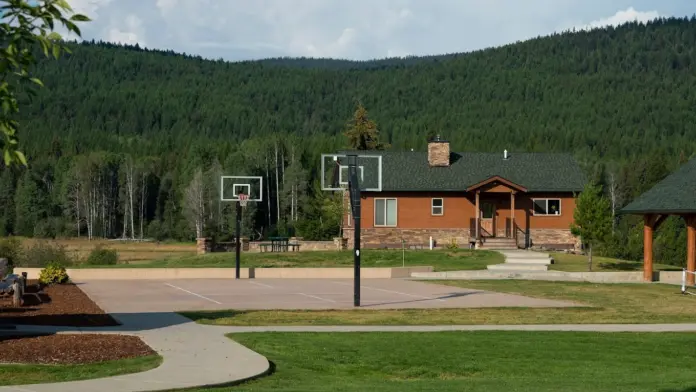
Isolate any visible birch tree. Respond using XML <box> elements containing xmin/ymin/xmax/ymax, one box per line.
<box><xmin>183</xmin><ymin>168</ymin><xmax>206</xmax><ymax>239</ymax></box>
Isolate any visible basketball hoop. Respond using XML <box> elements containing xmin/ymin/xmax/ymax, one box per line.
<box><xmin>238</xmin><ymin>193</ymin><xmax>249</xmax><ymax>207</ymax></box>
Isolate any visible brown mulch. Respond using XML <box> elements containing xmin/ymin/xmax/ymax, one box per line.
<box><xmin>0</xmin><ymin>280</ymin><xmax>120</xmax><ymax>327</ymax></box>
<box><xmin>0</xmin><ymin>333</ymin><xmax>156</xmax><ymax>364</ymax></box>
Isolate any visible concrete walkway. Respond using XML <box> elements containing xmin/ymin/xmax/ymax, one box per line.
<box><xmin>1</xmin><ymin>313</ymin><xmax>271</xmax><ymax>392</ymax></box>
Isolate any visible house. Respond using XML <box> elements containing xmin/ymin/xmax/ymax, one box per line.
<box><xmin>620</xmin><ymin>157</ymin><xmax>696</xmax><ymax>283</ymax></box>
<box><xmin>341</xmin><ymin>136</ymin><xmax>586</xmax><ymax>250</ymax></box>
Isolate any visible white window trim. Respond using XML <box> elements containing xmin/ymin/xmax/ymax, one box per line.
<box><xmin>431</xmin><ymin>198</ymin><xmax>444</xmax><ymax>216</ymax></box>
<box><xmin>374</xmin><ymin>198</ymin><xmax>398</xmax><ymax>227</ymax></box>
<box><xmin>532</xmin><ymin>198</ymin><xmax>562</xmax><ymax>216</ymax></box>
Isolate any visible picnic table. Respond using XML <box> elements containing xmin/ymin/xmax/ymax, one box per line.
<box><xmin>259</xmin><ymin>237</ymin><xmax>300</xmax><ymax>252</ymax></box>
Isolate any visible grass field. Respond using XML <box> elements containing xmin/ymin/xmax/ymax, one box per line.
<box><xmin>549</xmin><ymin>252</ymin><xmax>680</xmax><ymax>272</ymax></box>
<box><xmin>0</xmin><ymin>355</ymin><xmax>162</xmax><ymax>386</ymax></box>
<box><xmin>16</xmin><ymin>237</ymin><xmax>196</xmax><ymax>263</ymax></box>
<box><xmin>73</xmin><ymin>248</ymin><xmax>503</xmax><ymax>271</ymax></box>
<box><xmin>181</xmin><ymin>280</ymin><xmax>696</xmax><ymax>326</ymax></box>
<box><xmin>188</xmin><ymin>332</ymin><xmax>696</xmax><ymax>392</ymax></box>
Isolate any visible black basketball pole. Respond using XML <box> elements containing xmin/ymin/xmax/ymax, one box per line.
<box><xmin>235</xmin><ymin>200</ymin><xmax>242</xmax><ymax>279</ymax></box>
<box><xmin>348</xmin><ymin>157</ymin><xmax>361</xmax><ymax>307</ymax></box>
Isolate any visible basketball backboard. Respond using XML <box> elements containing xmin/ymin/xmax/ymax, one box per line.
<box><xmin>221</xmin><ymin>176</ymin><xmax>263</xmax><ymax>202</ymax></box>
<box><xmin>320</xmin><ymin>153</ymin><xmax>382</xmax><ymax>192</ymax></box>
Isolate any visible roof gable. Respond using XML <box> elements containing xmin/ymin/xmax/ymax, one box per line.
<box><xmin>621</xmin><ymin>158</ymin><xmax>696</xmax><ymax>214</ymax></box>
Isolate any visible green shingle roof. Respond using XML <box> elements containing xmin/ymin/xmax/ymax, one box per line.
<box><xmin>621</xmin><ymin>158</ymin><xmax>696</xmax><ymax>214</ymax></box>
<box><xmin>339</xmin><ymin>150</ymin><xmax>586</xmax><ymax>193</ymax></box>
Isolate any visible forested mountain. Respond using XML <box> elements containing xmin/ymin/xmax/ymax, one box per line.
<box><xmin>2</xmin><ymin>16</ymin><xmax>696</xmax><ymax>264</ymax></box>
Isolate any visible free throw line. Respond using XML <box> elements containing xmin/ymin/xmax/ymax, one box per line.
<box><xmin>297</xmin><ymin>293</ymin><xmax>336</xmax><ymax>303</ymax></box>
<box><xmin>249</xmin><ymin>281</ymin><xmax>274</xmax><ymax>289</ymax></box>
<box><xmin>164</xmin><ymin>283</ymin><xmax>222</xmax><ymax>304</ymax></box>
<box><xmin>333</xmin><ymin>281</ymin><xmax>446</xmax><ymax>302</ymax></box>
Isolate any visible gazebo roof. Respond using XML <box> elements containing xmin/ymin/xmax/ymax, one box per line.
<box><xmin>621</xmin><ymin>157</ymin><xmax>696</xmax><ymax>215</ymax></box>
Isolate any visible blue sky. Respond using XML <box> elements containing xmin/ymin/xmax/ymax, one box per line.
<box><xmin>62</xmin><ymin>0</ymin><xmax>693</xmax><ymax>61</ymax></box>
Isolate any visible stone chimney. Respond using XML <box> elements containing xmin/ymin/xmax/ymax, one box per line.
<box><xmin>427</xmin><ymin>135</ymin><xmax>450</xmax><ymax>167</ymax></box>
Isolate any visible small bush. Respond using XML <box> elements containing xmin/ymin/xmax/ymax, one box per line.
<box><xmin>446</xmin><ymin>238</ymin><xmax>459</xmax><ymax>250</ymax></box>
<box><xmin>18</xmin><ymin>240</ymin><xmax>74</xmax><ymax>268</ymax></box>
<box><xmin>86</xmin><ymin>246</ymin><xmax>119</xmax><ymax>265</ymax></box>
<box><xmin>0</xmin><ymin>237</ymin><xmax>22</xmax><ymax>271</ymax></box>
<box><xmin>39</xmin><ymin>262</ymin><xmax>70</xmax><ymax>285</ymax></box>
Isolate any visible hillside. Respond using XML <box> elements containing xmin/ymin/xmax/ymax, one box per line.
<box><xmin>1</xmin><ymin>16</ymin><xmax>695</xmax><ymax>263</ymax></box>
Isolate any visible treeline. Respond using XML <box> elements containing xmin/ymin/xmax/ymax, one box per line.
<box><xmin>1</xmin><ymin>17</ymin><xmax>696</xmax><ymax>264</ymax></box>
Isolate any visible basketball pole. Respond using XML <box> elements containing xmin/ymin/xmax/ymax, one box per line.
<box><xmin>235</xmin><ymin>200</ymin><xmax>241</xmax><ymax>280</ymax></box>
<box><xmin>348</xmin><ymin>156</ymin><xmax>361</xmax><ymax>307</ymax></box>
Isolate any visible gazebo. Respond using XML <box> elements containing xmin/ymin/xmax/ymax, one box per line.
<box><xmin>621</xmin><ymin>158</ymin><xmax>696</xmax><ymax>284</ymax></box>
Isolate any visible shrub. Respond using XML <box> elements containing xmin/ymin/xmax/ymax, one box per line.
<box><xmin>0</xmin><ymin>237</ymin><xmax>22</xmax><ymax>271</ymax></box>
<box><xmin>39</xmin><ymin>262</ymin><xmax>70</xmax><ymax>285</ymax></box>
<box><xmin>446</xmin><ymin>238</ymin><xmax>459</xmax><ymax>250</ymax></box>
<box><xmin>86</xmin><ymin>246</ymin><xmax>119</xmax><ymax>265</ymax></box>
<box><xmin>17</xmin><ymin>240</ymin><xmax>74</xmax><ymax>268</ymax></box>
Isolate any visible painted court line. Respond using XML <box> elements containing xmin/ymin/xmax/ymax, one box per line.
<box><xmin>332</xmin><ymin>281</ymin><xmax>446</xmax><ymax>302</ymax></box>
<box><xmin>248</xmin><ymin>281</ymin><xmax>274</xmax><ymax>289</ymax></box>
<box><xmin>164</xmin><ymin>283</ymin><xmax>222</xmax><ymax>304</ymax></box>
<box><xmin>297</xmin><ymin>292</ymin><xmax>337</xmax><ymax>303</ymax></box>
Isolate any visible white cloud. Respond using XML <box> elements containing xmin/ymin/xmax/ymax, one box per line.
<box><xmin>577</xmin><ymin>7</ymin><xmax>661</xmax><ymax>30</ymax></box>
<box><xmin>53</xmin><ymin>0</ymin><xmax>686</xmax><ymax>61</ymax></box>
<box><xmin>107</xmin><ymin>15</ymin><xmax>146</xmax><ymax>46</ymax></box>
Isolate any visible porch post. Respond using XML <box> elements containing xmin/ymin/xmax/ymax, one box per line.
<box><xmin>510</xmin><ymin>191</ymin><xmax>516</xmax><ymax>239</ymax></box>
<box><xmin>475</xmin><ymin>190</ymin><xmax>480</xmax><ymax>243</ymax></box>
<box><xmin>687</xmin><ymin>216</ymin><xmax>696</xmax><ymax>286</ymax></box>
<box><xmin>643</xmin><ymin>214</ymin><xmax>654</xmax><ymax>282</ymax></box>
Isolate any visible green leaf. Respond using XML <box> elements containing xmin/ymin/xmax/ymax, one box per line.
<box><xmin>14</xmin><ymin>150</ymin><xmax>26</xmax><ymax>166</ymax></box>
<box><xmin>3</xmin><ymin>149</ymin><xmax>10</xmax><ymax>166</ymax></box>
<box><xmin>52</xmin><ymin>44</ymin><xmax>60</xmax><ymax>59</ymax></box>
<box><xmin>70</xmin><ymin>14</ymin><xmax>90</xmax><ymax>22</ymax></box>
<box><xmin>29</xmin><ymin>77</ymin><xmax>43</xmax><ymax>87</ymax></box>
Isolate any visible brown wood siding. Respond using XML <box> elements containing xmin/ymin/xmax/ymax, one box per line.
<box><xmin>348</xmin><ymin>191</ymin><xmax>576</xmax><ymax>231</ymax></box>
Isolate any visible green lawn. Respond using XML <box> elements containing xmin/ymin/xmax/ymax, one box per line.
<box><xmin>181</xmin><ymin>280</ymin><xmax>696</xmax><ymax>326</ymax></box>
<box><xmin>76</xmin><ymin>249</ymin><xmax>502</xmax><ymax>272</ymax></box>
<box><xmin>184</xmin><ymin>332</ymin><xmax>696</xmax><ymax>392</ymax></box>
<box><xmin>549</xmin><ymin>252</ymin><xmax>680</xmax><ymax>272</ymax></box>
<box><xmin>0</xmin><ymin>355</ymin><xmax>162</xmax><ymax>386</ymax></box>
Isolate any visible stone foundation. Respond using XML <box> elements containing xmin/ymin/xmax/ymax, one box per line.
<box><xmin>527</xmin><ymin>229</ymin><xmax>579</xmax><ymax>250</ymax></box>
<box><xmin>344</xmin><ymin>227</ymin><xmax>579</xmax><ymax>251</ymax></box>
<box><xmin>196</xmin><ymin>237</ymin><xmax>211</xmax><ymax>255</ymax></box>
<box><xmin>343</xmin><ymin>228</ymin><xmax>471</xmax><ymax>249</ymax></box>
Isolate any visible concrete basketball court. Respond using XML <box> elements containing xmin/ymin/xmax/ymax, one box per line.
<box><xmin>76</xmin><ymin>278</ymin><xmax>581</xmax><ymax>312</ymax></box>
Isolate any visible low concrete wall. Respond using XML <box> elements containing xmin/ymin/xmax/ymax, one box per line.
<box><xmin>14</xmin><ymin>266</ymin><xmax>433</xmax><ymax>280</ymax></box>
<box><xmin>411</xmin><ymin>270</ymin><xmax>647</xmax><ymax>283</ymax></box>
<box><xmin>247</xmin><ymin>238</ymin><xmax>343</xmax><ymax>252</ymax></box>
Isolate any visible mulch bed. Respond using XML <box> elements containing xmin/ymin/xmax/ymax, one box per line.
<box><xmin>0</xmin><ymin>280</ymin><xmax>120</xmax><ymax>327</ymax></box>
<box><xmin>0</xmin><ymin>333</ymin><xmax>156</xmax><ymax>364</ymax></box>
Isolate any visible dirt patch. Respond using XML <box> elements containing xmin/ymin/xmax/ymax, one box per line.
<box><xmin>0</xmin><ymin>334</ymin><xmax>156</xmax><ymax>364</ymax></box>
<box><xmin>0</xmin><ymin>280</ymin><xmax>119</xmax><ymax>327</ymax></box>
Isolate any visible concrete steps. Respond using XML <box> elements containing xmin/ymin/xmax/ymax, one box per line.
<box><xmin>486</xmin><ymin>250</ymin><xmax>553</xmax><ymax>272</ymax></box>
<box><xmin>478</xmin><ymin>237</ymin><xmax>518</xmax><ymax>250</ymax></box>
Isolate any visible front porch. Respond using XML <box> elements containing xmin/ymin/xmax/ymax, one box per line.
<box><xmin>468</xmin><ymin>176</ymin><xmax>528</xmax><ymax>249</ymax></box>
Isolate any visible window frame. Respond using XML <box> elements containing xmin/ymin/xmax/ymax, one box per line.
<box><xmin>374</xmin><ymin>198</ymin><xmax>398</xmax><ymax>227</ymax></box>
<box><xmin>532</xmin><ymin>198</ymin><xmax>562</xmax><ymax>216</ymax></box>
<box><xmin>431</xmin><ymin>198</ymin><xmax>444</xmax><ymax>216</ymax></box>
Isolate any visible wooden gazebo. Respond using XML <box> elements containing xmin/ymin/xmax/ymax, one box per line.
<box><xmin>621</xmin><ymin>158</ymin><xmax>696</xmax><ymax>284</ymax></box>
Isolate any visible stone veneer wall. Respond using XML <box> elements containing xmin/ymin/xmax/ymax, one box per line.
<box><xmin>346</xmin><ymin>227</ymin><xmax>579</xmax><ymax>251</ymax></box>
<box><xmin>343</xmin><ymin>227</ymin><xmax>471</xmax><ymax>249</ymax></box>
<box><xmin>248</xmin><ymin>238</ymin><xmax>347</xmax><ymax>252</ymax></box>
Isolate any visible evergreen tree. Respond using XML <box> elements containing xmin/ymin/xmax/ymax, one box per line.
<box><xmin>571</xmin><ymin>183</ymin><xmax>613</xmax><ymax>271</ymax></box>
<box><xmin>343</xmin><ymin>102</ymin><xmax>388</xmax><ymax>151</ymax></box>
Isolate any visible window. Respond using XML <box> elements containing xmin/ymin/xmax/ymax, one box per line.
<box><xmin>533</xmin><ymin>198</ymin><xmax>561</xmax><ymax>216</ymax></box>
<box><xmin>431</xmin><ymin>198</ymin><xmax>444</xmax><ymax>216</ymax></box>
<box><xmin>481</xmin><ymin>202</ymin><xmax>495</xmax><ymax>219</ymax></box>
<box><xmin>375</xmin><ymin>198</ymin><xmax>397</xmax><ymax>226</ymax></box>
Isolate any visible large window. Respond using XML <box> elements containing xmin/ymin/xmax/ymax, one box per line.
<box><xmin>533</xmin><ymin>198</ymin><xmax>561</xmax><ymax>216</ymax></box>
<box><xmin>431</xmin><ymin>198</ymin><xmax>444</xmax><ymax>216</ymax></box>
<box><xmin>375</xmin><ymin>198</ymin><xmax>397</xmax><ymax>226</ymax></box>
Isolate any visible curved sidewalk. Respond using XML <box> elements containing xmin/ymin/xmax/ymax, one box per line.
<box><xmin>0</xmin><ymin>313</ymin><xmax>271</xmax><ymax>392</ymax></box>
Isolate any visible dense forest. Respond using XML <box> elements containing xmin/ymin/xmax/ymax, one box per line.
<box><xmin>1</xmin><ymin>16</ymin><xmax>696</xmax><ymax>265</ymax></box>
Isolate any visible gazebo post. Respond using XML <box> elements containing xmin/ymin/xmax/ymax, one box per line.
<box><xmin>643</xmin><ymin>214</ymin><xmax>654</xmax><ymax>282</ymax></box>
<box><xmin>687</xmin><ymin>216</ymin><xmax>696</xmax><ymax>286</ymax></box>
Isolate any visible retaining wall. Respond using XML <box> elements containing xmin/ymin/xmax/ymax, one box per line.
<box><xmin>14</xmin><ymin>266</ymin><xmax>433</xmax><ymax>280</ymax></box>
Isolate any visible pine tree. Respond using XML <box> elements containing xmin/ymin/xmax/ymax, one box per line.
<box><xmin>570</xmin><ymin>183</ymin><xmax>612</xmax><ymax>271</ymax></box>
<box><xmin>343</xmin><ymin>102</ymin><xmax>388</xmax><ymax>151</ymax></box>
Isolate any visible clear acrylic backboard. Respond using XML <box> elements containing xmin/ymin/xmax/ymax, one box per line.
<box><xmin>220</xmin><ymin>176</ymin><xmax>263</xmax><ymax>201</ymax></box>
<box><xmin>320</xmin><ymin>153</ymin><xmax>382</xmax><ymax>192</ymax></box>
